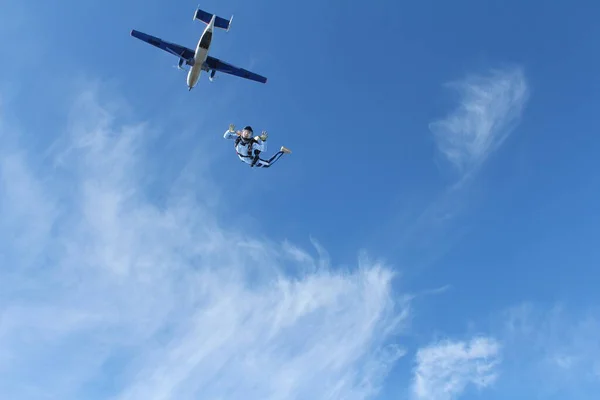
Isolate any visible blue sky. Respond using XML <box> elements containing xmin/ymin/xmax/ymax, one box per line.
<box><xmin>1</xmin><ymin>0</ymin><xmax>599</xmax><ymax>399</ymax></box>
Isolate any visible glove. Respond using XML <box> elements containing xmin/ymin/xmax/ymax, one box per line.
<box><xmin>228</xmin><ymin>124</ymin><xmax>235</xmax><ymax>132</ymax></box>
<box><xmin>260</xmin><ymin>130</ymin><xmax>268</xmax><ymax>141</ymax></box>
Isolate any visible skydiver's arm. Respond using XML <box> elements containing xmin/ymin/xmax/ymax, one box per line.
<box><xmin>252</xmin><ymin>138</ymin><xmax>266</xmax><ymax>152</ymax></box>
<box><xmin>223</xmin><ymin>130</ymin><xmax>239</xmax><ymax>139</ymax></box>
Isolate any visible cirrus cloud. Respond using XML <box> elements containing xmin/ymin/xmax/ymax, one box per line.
<box><xmin>411</xmin><ymin>336</ymin><xmax>501</xmax><ymax>400</ymax></box>
<box><xmin>429</xmin><ymin>66</ymin><xmax>529</xmax><ymax>178</ymax></box>
<box><xmin>0</xmin><ymin>86</ymin><xmax>410</xmax><ymax>400</ymax></box>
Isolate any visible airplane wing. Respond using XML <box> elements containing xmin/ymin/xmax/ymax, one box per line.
<box><xmin>205</xmin><ymin>56</ymin><xmax>267</xmax><ymax>83</ymax></box>
<box><xmin>130</xmin><ymin>30</ymin><xmax>195</xmax><ymax>63</ymax></box>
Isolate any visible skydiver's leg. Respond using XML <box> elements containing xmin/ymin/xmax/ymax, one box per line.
<box><xmin>266</xmin><ymin>151</ymin><xmax>285</xmax><ymax>165</ymax></box>
<box><xmin>253</xmin><ymin>151</ymin><xmax>284</xmax><ymax>168</ymax></box>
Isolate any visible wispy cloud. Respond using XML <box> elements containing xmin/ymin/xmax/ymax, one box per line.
<box><xmin>500</xmin><ymin>302</ymin><xmax>600</xmax><ymax>389</ymax></box>
<box><xmin>411</xmin><ymin>336</ymin><xmax>501</xmax><ymax>400</ymax></box>
<box><xmin>0</xmin><ymin>86</ymin><xmax>410</xmax><ymax>399</ymax></box>
<box><xmin>429</xmin><ymin>66</ymin><xmax>529</xmax><ymax>179</ymax></box>
<box><xmin>374</xmin><ymin>66</ymin><xmax>530</xmax><ymax>266</ymax></box>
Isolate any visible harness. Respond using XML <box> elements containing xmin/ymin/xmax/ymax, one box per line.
<box><xmin>234</xmin><ymin>136</ymin><xmax>260</xmax><ymax>165</ymax></box>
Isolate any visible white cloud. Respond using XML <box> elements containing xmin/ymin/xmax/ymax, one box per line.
<box><xmin>411</xmin><ymin>336</ymin><xmax>501</xmax><ymax>400</ymax></box>
<box><xmin>379</xmin><ymin>66</ymin><xmax>530</xmax><ymax>267</ymax></box>
<box><xmin>429</xmin><ymin>66</ymin><xmax>529</xmax><ymax>177</ymax></box>
<box><xmin>501</xmin><ymin>302</ymin><xmax>600</xmax><ymax>387</ymax></box>
<box><xmin>0</xmin><ymin>87</ymin><xmax>410</xmax><ymax>400</ymax></box>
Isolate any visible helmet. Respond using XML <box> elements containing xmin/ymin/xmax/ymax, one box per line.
<box><xmin>241</xmin><ymin>126</ymin><xmax>253</xmax><ymax>139</ymax></box>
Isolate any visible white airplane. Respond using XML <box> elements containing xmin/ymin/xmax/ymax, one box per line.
<box><xmin>131</xmin><ymin>8</ymin><xmax>267</xmax><ymax>91</ymax></box>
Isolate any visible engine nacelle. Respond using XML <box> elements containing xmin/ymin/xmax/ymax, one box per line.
<box><xmin>178</xmin><ymin>58</ymin><xmax>185</xmax><ymax>70</ymax></box>
<box><xmin>209</xmin><ymin>69</ymin><xmax>217</xmax><ymax>81</ymax></box>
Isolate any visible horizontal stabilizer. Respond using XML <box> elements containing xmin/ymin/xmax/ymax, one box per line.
<box><xmin>194</xmin><ymin>8</ymin><xmax>232</xmax><ymax>31</ymax></box>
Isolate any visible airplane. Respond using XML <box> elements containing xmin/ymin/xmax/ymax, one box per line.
<box><xmin>130</xmin><ymin>7</ymin><xmax>267</xmax><ymax>91</ymax></box>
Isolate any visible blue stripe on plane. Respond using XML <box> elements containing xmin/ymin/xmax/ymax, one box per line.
<box><xmin>205</xmin><ymin>56</ymin><xmax>267</xmax><ymax>84</ymax></box>
<box><xmin>130</xmin><ymin>30</ymin><xmax>195</xmax><ymax>63</ymax></box>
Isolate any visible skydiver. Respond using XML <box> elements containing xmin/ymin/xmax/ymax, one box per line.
<box><xmin>223</xmin><ymin>124</ymin><xmax>291</xmax><ymax>168</ymax></box>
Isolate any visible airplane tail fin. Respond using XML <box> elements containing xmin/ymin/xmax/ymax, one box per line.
<box><xmin>193</xmin><ymin>8</ymin><xmax>233</xmax><ymax>31</ymax></box>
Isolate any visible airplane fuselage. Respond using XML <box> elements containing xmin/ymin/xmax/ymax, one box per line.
<box><xmin>186</xmin><ymin>16</ymin><xmax>215</xmax><ymax>90</ymax></box>
<box><xmin>131</xmin><ymin>8</ymin><xmax>268</xmax><ymax>91</ymax></box>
